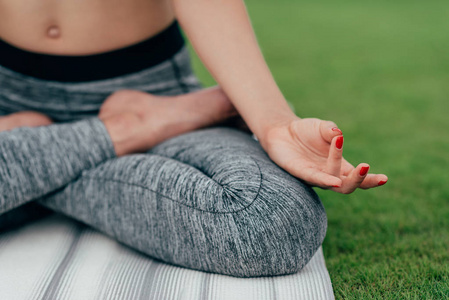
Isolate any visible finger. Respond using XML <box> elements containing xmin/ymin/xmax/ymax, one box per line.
<box><xmin>325</xmin><ymin>135</ymin><xmax>344</xmax><ymax>176</ymax></box>
<box><xmin>298</xmin><ymin>167</ymin><xmax>343</xmax><ymax>188</ymax></box>
<box><xmin>319</xmin><ymin>120</ymin><xmax>342</xmax><ymax>143</ymax></box>
<box><xmin>339</xmin><ymin>163</ymin><xmax>370</xmax><ymax>194</ymax></box>
<box><xmin>340</xmin><ymin>159</ymin><xmax>355</xmax><ymax>176</ymax></box>
<box><xmin>359</xmin><ymin>174</ymin><xmax>389</xmax><ymax>189</ymax></box>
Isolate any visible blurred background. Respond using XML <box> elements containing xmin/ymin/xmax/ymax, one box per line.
<box><xmin>188</xmin><ymin>0</ymin><xmax>449</xmax><ymax>298</ymax></box>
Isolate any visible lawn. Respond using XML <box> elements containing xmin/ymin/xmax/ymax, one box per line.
<box><xmin>187</xmin><ymin>0</ymin><xmax>449</xmax><ymax>298</ymax></box>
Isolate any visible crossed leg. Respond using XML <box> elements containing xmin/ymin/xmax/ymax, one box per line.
<box><xmin>0</xmin><ymin>87</ymin><xmax>326</xmax><ymax>277</ymax></box>
<box><xmin>0</xmin><ymin>86</ymin><xmax>235</xmax><ymax>230</ymax></box>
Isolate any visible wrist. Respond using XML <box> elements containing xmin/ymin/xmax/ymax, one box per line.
<box><xmin>253</xmin><ymin>110</ymin><xmax>298</xmax><ymax>144</ymax></box>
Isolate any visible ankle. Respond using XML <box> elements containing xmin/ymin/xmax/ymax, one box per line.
<box><xmin>101</xmin><ymin>112</ymin><xmax>142</xmax><ymax>156</ymax></box>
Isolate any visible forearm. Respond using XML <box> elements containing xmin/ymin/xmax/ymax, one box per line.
<box><xmin>171</xmin><ymin>0</ymin><xmax>297</xmax><ymax>142</ymax></box>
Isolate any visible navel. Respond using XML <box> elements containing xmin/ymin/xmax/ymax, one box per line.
<box><xmin>46</xmin><ymin>25</ymin><xmax>61</xmax><ymax>39</ymax></box>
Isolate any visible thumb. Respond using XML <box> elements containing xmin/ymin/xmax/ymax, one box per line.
<box><xmin>319</xmin><ymin>120</ymin><xmax>342</xmax><ymax>144</ymax></box>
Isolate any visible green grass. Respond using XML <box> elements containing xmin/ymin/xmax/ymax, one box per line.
<box><xmin>187</xmin><ymin>0</ymin><xmax>449</xmax><ymax>298</ymax></box>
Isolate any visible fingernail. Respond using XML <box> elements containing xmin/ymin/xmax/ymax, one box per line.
<box><xmin>336</xmin><ymin>136</ymin><xmax>344</xmax><ymax>149</ymax></box>
<box><xmin>332</xmin><ymin>185</ymin><xmax>340</xmax><ymax>188</ymax></box>
<box><xmin>378</xmin><ymin>180</ymin><xmax>387</xmax><ymax>186</ymax></box>
<box><xmin>332</xmin><ymin>127</ymin><xmax>342</xmax><ymax>135</ymax></box>
<box><xmin>359</xmin><ymin>166</ymin><xmax>369</xmax><ymax>176</ymax></box>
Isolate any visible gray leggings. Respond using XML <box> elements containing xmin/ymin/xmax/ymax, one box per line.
<box><xmin>0</xmin><ymin>47</ymin><xmax>327</xmax><ymax>278</ymax></box>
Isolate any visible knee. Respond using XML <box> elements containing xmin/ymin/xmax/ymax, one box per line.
<box><xmin>214</xmin><ymin>173</ymin><xmax>327</xmax><ymax>278</ymax></box>
<box><xmin>146</xmin><ymin>128</ymin><xmax>327</xmax><ymax>276</ymax></box>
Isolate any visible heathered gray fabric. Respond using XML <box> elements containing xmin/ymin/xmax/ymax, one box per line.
<box><xmin>0</xmin><ymin>118</ymin><xmax>116</xmax><ymax>213</ymax></box>
<box><xmin>0</xmin><ymin>46</ymin><xmax>327</xmax><ymax>277</ymax></box>
<box><xmin>0</xmin><ymin>47</ymin><xmax>201</xmax><ymax>122</ymax></box>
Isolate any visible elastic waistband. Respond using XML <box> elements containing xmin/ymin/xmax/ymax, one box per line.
<box><xmin>0</xmin><ymin>21</ymin><xmax>184</xmax><ymax>82</ymax></box>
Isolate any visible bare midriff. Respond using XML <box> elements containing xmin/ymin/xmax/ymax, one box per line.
<box><xmin>0</xmin><ymin>0</ymin><xmax>175</xmax><ymax>55</ymax></box>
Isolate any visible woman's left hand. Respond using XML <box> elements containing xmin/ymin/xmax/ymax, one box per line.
<box><xmin>260</xmin><ymin>117</ymin><xmax>388</xmax><ymax>194</ymax></box>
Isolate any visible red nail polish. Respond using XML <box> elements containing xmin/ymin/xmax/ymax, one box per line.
<box><xmin>336</xmin><ymin>136</ymin><xmax>344</xmax><ymax>149</ymax></box>
<box><xmin>359</xmin><ymin>166</ymin><xmax>369</xmax><ymax>176</ymax></box>
<box><xmin>332</xmin><ymin>127</ymin><xmax>342</xmax><ymax>135</ymax></box>
<box><xmin>332</xmin><ymin>185</ymin><xmax>340</xmax><ymax>188</ymax></box>
<box><xmin>378</xmin><ymin>180</ymin><xmax>387</xmax><ymax>186</ymax></box>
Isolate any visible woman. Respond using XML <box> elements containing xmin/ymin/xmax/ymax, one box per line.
<box><xmin>0</xmin><ymin>0</ymin><xmax>387</xmax><ymax>277</ymax></box>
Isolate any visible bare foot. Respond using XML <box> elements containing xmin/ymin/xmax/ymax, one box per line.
<box><xmin>0</xmin><ymin>111</ymin><xmax>53</xmax><ymax>132</ymax></box>
<box><xmin>99</xmin><ymin>86</ymin><xmax>238</xmax><ymax>156</ymax></box>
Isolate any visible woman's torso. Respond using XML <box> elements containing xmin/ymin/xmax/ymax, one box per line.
<box><xmin>0</xmin><ymin>0</ymin><xmax>175</xmax><ymax>55</ymax></box>
<box><xmin>0</xmin><ymin>0</ymin><xmax>203</xmax><ymax>122</ymax></box>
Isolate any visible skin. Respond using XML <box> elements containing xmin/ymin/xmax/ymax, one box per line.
<box><xmin>0</xmin><ymin>0</ymin><xmax>388</xmax><ymax>194</ymax></box>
